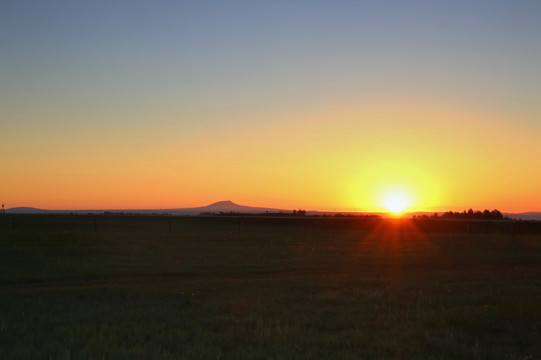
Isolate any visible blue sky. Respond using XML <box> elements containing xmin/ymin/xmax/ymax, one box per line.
<box><xmin>4</xmin><ymin>1</ymin><xmax>540</xmax><ymax>115</ymax></box>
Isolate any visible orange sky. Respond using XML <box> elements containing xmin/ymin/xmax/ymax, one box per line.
<box><xmin>2</xmin><ymin>2</ymin><xmax>541</xmax><ymax>213</ymax></box>
<box><xmin>4</xmin><ymin>98</ymin><xmax>541</xmax><ymax>212</ymax></box>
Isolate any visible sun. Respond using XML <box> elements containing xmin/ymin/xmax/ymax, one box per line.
<box><xmin>382</xmin><ymin>193</ymin><xmax>409</xmax><ymax>214</ymax></box>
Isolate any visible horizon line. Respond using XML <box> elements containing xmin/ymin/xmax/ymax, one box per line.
<box><xmin>4</xmin><ymin>203</ymin><xmax>540</xmax><ymax>215</ymax></box>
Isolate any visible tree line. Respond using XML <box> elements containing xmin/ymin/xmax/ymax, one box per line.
<box><xmin>415</xmin><ymin>209</ymin><xmax>507</xmax><ymax>220</ymax></box>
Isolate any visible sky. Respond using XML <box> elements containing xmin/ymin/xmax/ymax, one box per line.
<box><xmin>2</xmin><ymin>0</ymin><xmax>541</xmax><ymax>212</ymax></box>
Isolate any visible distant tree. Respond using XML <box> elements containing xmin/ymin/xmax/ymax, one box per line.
<box><xmin>491</xmin><ymin>209</ymin><xmax>503</xmax><ymax>220</ymax></box>
<box><xmin>440</xmin><ymin>209</ymin><xmax>505</xmax><ymax>220</ymax></box>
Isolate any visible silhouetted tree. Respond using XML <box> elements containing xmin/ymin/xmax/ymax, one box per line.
<box><xmin>491</xmin><ymin>209</ymin><xmax>503</xmax><ymax>219</ymax></box>
<box><xmin>440</xmin><ymin>209</ymin><xmax>504</xmax><ymax>220</ymax></box>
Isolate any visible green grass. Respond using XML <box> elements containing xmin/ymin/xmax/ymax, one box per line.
<box><xmin>1</xmin><ymin>216</ymin><xmax>540</xmax><ymax>359</ymax></box>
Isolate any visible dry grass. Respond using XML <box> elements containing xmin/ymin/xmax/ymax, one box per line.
<box><xmin>1</xmin><ymin>215</ymin><xmax>540</xmax><ymax>359</ymax></box>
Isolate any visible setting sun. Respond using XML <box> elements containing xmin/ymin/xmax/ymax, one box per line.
<box><xmin>382</xmin><ymin>193</ymin><xmax>410</xmax><ymax>214</ymax></box>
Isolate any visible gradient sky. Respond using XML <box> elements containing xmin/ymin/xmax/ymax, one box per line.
<box><xmin>2</xmin><ymin>0</ymin><xmax>541</xmax><ymax>212</ymax></box>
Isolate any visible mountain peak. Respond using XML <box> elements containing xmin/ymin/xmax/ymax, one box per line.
<box><xmin>207</xmin><ymin>200</ymin><xmax>238</xmax><ymax>208</ymax></box>
<box><xmin>204</xmin><ymin>200</ymin><xmax>246</xmax><ymax>210</ymax></box>
<box><xmin>194</xmin><ymin>200</ymin><xmax>286</xmax><ymax>214</ymax></box>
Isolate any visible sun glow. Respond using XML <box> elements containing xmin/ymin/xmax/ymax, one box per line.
<box><xmin>382</xmin><ymin>193</ymin><xmax>409</xmax><ymax>214</ymax></box>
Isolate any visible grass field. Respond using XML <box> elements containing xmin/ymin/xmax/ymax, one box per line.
<box><xmin>1</xmin><ymin>215</ymin><xmax>540</xmax><ymax>359</ymax></box>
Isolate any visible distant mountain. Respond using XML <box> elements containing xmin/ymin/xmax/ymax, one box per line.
<box><xmin>6</xmin><ymin>207</ymin><xmax>109</xmax><ymax>215</ymax></box>
<box><xmin>206</xmin><ymin>200</ymin><xmax>247</xmax><ymax>211</ymax></box>
<box><xmin>5</xmin><ymin>204</ymin><xmax>541</xmax><ymax>220</ymax></box>
<box><xmin>168</xmin><ymin>200</ymin><xmax>287</xmax><ymax>215</ymax></box>
<box><xmin>508</xmin><ymin>212</ymin><xmax>541</xmax><ymax>221</ymax></box>
<box><xmin>5</xmin><ymin>207</ymin><xmax>50</xmax><ymax>214</ymax></box>
<box><xmin>5</xmin><ymin>201</ymin><xmax>289</xmax><ymax>216</ymax></box>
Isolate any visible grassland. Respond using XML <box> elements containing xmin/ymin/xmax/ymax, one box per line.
<box><xmin>1</xmin><ymin>215</ymin><xmax>540</xmax><ymax>359</ymax></box>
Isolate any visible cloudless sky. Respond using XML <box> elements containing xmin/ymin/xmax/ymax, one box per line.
<box><xmin>2</xmin><ymin>0</ymin><xmax>541</xmax><ymax>212</ymax></box>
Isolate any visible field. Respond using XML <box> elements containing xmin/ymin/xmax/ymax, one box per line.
<box><xmin>1</xmin><ymin>215</ymin><xmax>541</xmax><ymax>359</ymax></box>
